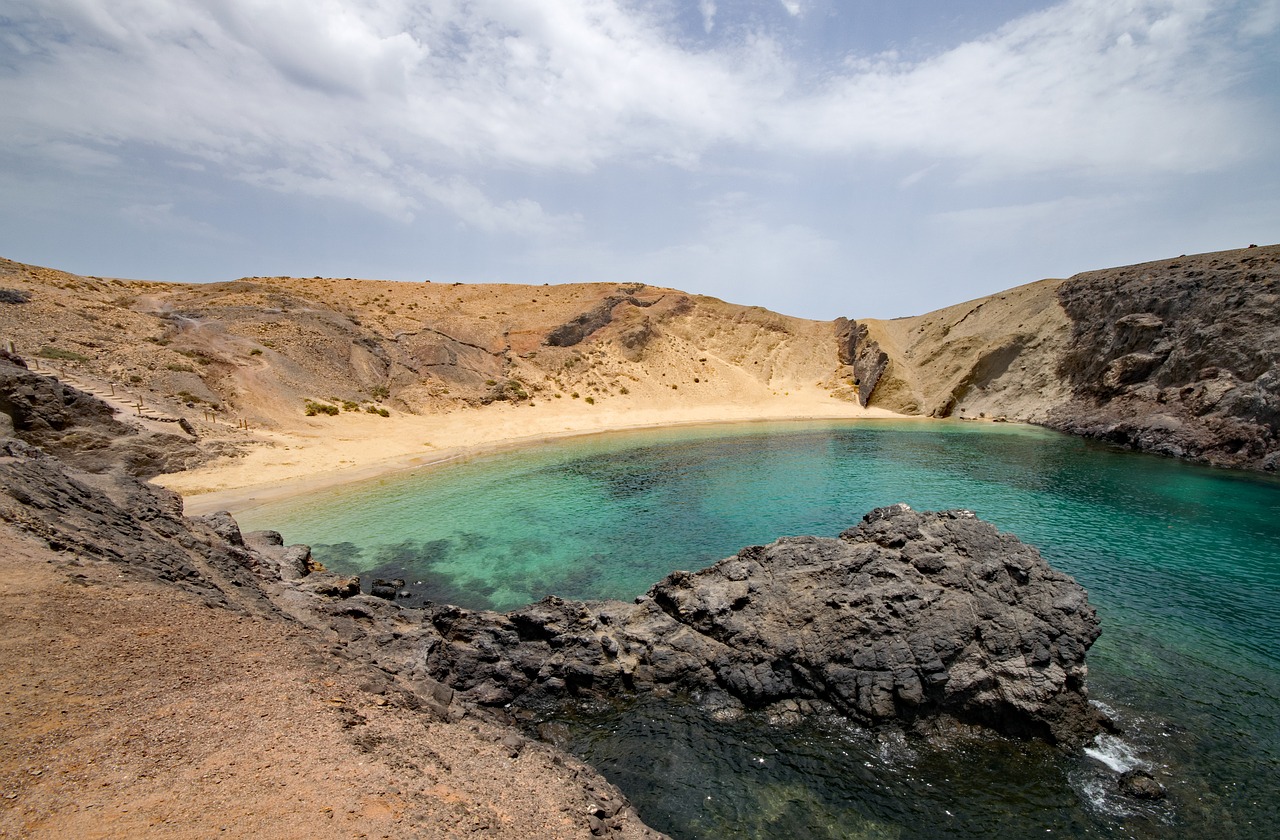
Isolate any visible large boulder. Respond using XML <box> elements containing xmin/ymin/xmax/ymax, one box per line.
<box><xmin>423</xmin><ymin>504</ymin><xmax>1106</xmax><ymax>748</ymax></box>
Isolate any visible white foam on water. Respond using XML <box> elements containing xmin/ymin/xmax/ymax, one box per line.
<box><xmin>1083</xmin><ymin>733</ymin><xmax>1143</xmax><ymax>773</ymax></box>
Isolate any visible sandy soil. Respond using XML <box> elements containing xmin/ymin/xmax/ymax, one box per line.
<box><xmin>0</xmin><ymin>531</ymin><xmax>658</xmax><ymax>839</ymax></box>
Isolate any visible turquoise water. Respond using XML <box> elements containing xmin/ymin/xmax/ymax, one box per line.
<box><xmin>239</xmin><ymin>420</ymin><xmax>1280</xmax><ymax>838</ymax></box>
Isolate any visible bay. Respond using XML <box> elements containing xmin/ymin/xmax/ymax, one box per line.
<box><xmin>239</xmin><ymin>420</ymin><xmax>1280</xmax><ymax>838</ymax></box>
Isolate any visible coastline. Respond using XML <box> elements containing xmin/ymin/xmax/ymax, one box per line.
<box><xmin>161</xmin><ymin>397</ymin><xmax>908</xmax><ymax>517</ymax></box>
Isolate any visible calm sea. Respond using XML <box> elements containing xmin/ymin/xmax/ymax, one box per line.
<box><xmin>239</xmin><ymin>420</ymin><xmax>1280</xmax><ymax>839</ymax></box>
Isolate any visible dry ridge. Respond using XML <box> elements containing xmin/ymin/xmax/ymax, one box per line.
<box><xmin>845</xmin><ymin>243</ymin><xmax>1279</xmax><ymax>471</ymax></box>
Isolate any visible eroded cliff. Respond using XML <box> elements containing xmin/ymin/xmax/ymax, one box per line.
<box><xmin>847</xmin><ymin>244</ymin><xmax>1279</xmax><ymax>470</ymax></box>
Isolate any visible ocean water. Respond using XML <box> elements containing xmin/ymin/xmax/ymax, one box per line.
<box><xmin>238</xmin><ymin>420</ymin><xmax>1280</xmax><ymax>839</ymax></box>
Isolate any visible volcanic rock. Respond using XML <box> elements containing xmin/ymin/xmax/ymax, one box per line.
<box><xmin>421</xmin><ymin>504</ymin><xmax>1106</xmax><ymax>748</ymax></box>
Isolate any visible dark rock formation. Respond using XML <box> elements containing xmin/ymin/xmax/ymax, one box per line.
<box><xmin>0</xmin><ymin>356</ymin><xmax>208</xmax><ymax>477</ymax></box>
<box><xmin>1048</xmin><ymin>246</ymin><xmax>1280</xmax><ymax>470</ymax></box>
<box><xmin>420</xmin><ymin>504</ymin><xmax>1105</xmax><ymax>748</ymax></box>
<box><xmin>835</xmin><ymin>319</ymin><xmax>890</xmax><ymax>408</ymax></box>
<box><xmin>546</xmin><ymin>295</ymin><xmax>660</xmax><ymax>348</ymax></box>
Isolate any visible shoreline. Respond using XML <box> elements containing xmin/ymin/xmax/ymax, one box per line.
<box><xmin>162</xmin><ymin>399</ymin><xmax>911</xmax><ymax>517</ymax></box>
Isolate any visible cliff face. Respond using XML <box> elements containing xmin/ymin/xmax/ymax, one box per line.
<box><xmin>1047</xmin><ymin>247</ymin><xmax>1279</xmax><ymax>470</ymax></box>
<box><xmin>849</xmin><ymin>244</ymin><xmax>1280</xmax><ymax>471</ymax></box>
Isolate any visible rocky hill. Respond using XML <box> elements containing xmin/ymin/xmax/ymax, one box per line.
<box><xmin>5</xmin><ymin>245</ymin><xmax>1275</xmax><ymax>473</ymax></box>
<box><xmin>0</xmin><ymin>257</ymin><xmax>857</xmax><ymax>436</ymax></box>
<box><xmin>845</xmin><ymin>244</ymin><xmax>1280</xmax><ymax>471</ymax></box>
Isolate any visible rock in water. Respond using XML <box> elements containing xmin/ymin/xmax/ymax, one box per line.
<box><xmin>424</xmin><ymin>504</ymin><xmax>1107</xmax><ymax>748</ymax></box>
<box><xmin>1118</xmin><ymin>768</ymin><xmax>1166</xmax><ymax>800</ymax></box>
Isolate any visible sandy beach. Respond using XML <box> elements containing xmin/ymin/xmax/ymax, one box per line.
<box><xmin>161</xmin><ymin>393</ymin><xmax>905</xmax><ymax>517</ymax></box>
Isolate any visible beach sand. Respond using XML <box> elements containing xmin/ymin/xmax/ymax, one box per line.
<box><xmin>161</xmin><ymin>392</ymin><xmax>905</xmax><ymax>517</ymax></box>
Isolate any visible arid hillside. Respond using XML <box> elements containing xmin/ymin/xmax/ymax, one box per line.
<box><xmin>0</xmin><ymin>259</ymin><xmax>858</xmax><ymax>438</ymax></box>
<box><xmin>845</xmin><ymin>244</ymin><xmax>1280</xmax><ymax>470</ymax></box>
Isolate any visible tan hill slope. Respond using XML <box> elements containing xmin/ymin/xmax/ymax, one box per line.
<box><xmin>0</xmin><ymin>258</ymin><xmax>880</xmax><ymax>503</ymax></box>
<box><xmin>0</xmin><ymin>260</ymin><xmax>858</xmax><ymax>429</ymax></box>
<box><xmin>847</xmin><ymin>244</ymin><xmax>1280</xmax><ymax>471</ymax></box>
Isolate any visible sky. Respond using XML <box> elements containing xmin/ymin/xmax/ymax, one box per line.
<box><xmin>1</xmin><ymin>0</ymin><xmax>1278</xmax><ymax>319</ymax></box>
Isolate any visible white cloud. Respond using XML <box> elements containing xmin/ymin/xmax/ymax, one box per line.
<box><xmin>410</xmin><ymin>175</ymin><xmax>583</xmax><ymax>238</ymax></box>
<box><xmin>0</xmin><ymin>0</ymin><xmax>1274</xmax><ymax>234</ymax></box>
<box><xmin>700</xmin><ymin>0</ymin><xmax>717</xmax><ymax>33</ymax></box>
<box><xmin>776</xmin><ymin>0</ymin><xmax>1266</xmax><ymax>176</ymax></box>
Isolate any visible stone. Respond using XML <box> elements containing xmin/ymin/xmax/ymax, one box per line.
<box><xmin>422</xmin><ymin>504</ymin><xmax>1107</xmax><ymax>748</ymax></box>
<box><xmin>1118</xmin><ymin>768</ymin><xmax>1166</xmax><ymax>800</ymax></box>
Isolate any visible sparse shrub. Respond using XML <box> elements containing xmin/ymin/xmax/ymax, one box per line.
<box><xmin>305</xmin><ymin>400</ymin><xmax>339</xmax><ymax>417</ymax></box>
<box><xmin>38</xmin><ymin>346</ymin><xmax>90</xmax><ymax>362</ymax></box>
<box><xmin>249</xmin><ymin>348</ymin><xmax>263</xmax><ymax>356</ymax></box>
<box><xmin>571</xmin><ymin>392</ymin><xmax>580</xmax><ymax>399</ymax></box>
<box><xmin>619</xmin><ymin>386</ymin><xmax>629</xmax><ymax>395</ymax></box>
<box><xmin>342</xmin><ymin>401</ymin><xmax>359</xmax><ymax>411</ymax></box>
<box><xmin>584</xmin><ymin>396</ymin><xmax>595</xmax><ymax>405</ymax></box>
<box><xmin>166</xmin><ymin>363</ymin><xmax>195</xmax><ymax>373</ymax></box>
<box><xmin>485</xmin><ymin>379</ymin><xmax>498</xmax><ymax>387</ymax></box>
<box><xmin>365</xmin><ymin>405</ymin><xmax>390</xmax><ymax>417</ymax></box>
<box><xmin>371</xmin><ymin>385</ymin><xmax>390</xmax><ymax>400</ymax></box>
<box><xmin>0</xmin><ymin>289</ymin><xmax>31</xmax><ymax>304</ymax></box>
<box><xmin>129</xmin><ymin>375</ymin><xmax>143</xmax><ymax>383</ymax></box>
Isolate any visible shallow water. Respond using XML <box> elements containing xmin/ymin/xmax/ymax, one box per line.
<box><xmin>240</xmin><ymin>420</ymin><xmax>1280</xmax><ymax>838</ymax></box>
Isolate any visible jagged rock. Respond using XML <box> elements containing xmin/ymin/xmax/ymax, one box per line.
<box><xmin>1050</xmin><ymin>246</ymin><xmax>1279</xmax><ymax>470</ymax></box>
<box><xmin>423</xmin><ymin>504</ymin><xmax>1105</xmax><ymax>748</ymax></box>
<box><xmin>545</xmin><ymin>295</ymin><xmax>658</xmax><ymax>348</ymax></box>
<box><xmin>836</xmin><ymin>319</ymin><xmax>890</xmax><ymax>408</ymax></box>
<box><xmin>0</xmin><ymin>357</ymin><xmax>209</xmax><ymax>477</ymax></box>
<box><xmin>195</xmin><ymin>510</ymin><xmax>244</xmax><ymax>546</ymax></box>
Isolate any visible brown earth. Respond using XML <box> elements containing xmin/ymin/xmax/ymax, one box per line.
<box><xmin>0</xmin><ymin>522</ymin><xmax>659</xmax><ymax>839</ymax></box>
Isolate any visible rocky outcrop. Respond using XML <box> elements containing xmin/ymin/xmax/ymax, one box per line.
<box><xmin>850</xmin><ymin>245</ymin><xmax>1279</xmax><ymax>471</ymax></box>
<box><xmin>545</xmin><ymin>294</ymin><xmax>660</xmax><ymax>348</ymax></box>
<box><xmin>1046</xmin><ymin>246</ymin><xmax>1279</xmax><ymax>470</ymax></box>
<box><xmin>0</xmin><ymin>354</ymin><xmax>208</xmax><ymax>477</ymax></box>
<box><xmin>835</xmin><ymin>319</ymin><xmax>890</xmax><ymax>407</ymax></box>
<box><xmin>418</xmin><ymin>504</ymin><xmax>1105</xmax><ymax>748</ymax></box>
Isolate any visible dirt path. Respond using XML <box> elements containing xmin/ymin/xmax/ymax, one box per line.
<box><xmin>0</xmin><ymin>531</ymin><xmax>660</xmax><ymax>839</ymax></box>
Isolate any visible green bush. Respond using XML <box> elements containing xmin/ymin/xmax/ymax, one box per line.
<box><xmin>305</xmin><ymin>400</ymin><xmax>339</xmax><ymax>417</ymax></box>
<box><xmin>365</xmin><ymin>405</ymin><xmax>390</xmax><ymax>417</ymax></box>
<box><xmin>37</xmin><ymin>346</ymin><xmax>90</xmax><ymax>362</ymax></box>
<box><xmin>584</xmin><ymin>396</ymin><xmax>595</xmax><ymax>405</ymax></box>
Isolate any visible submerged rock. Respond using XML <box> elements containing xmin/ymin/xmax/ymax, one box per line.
<box><xmin>1118</xmin><ymin>768</ymin><xmax>1167</xmax><ymax>800</ymax></box>
<box><xmin>423</xmin><ymin>504</ymin><xmax>1107</xmax><ymax>748</ymax></box>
